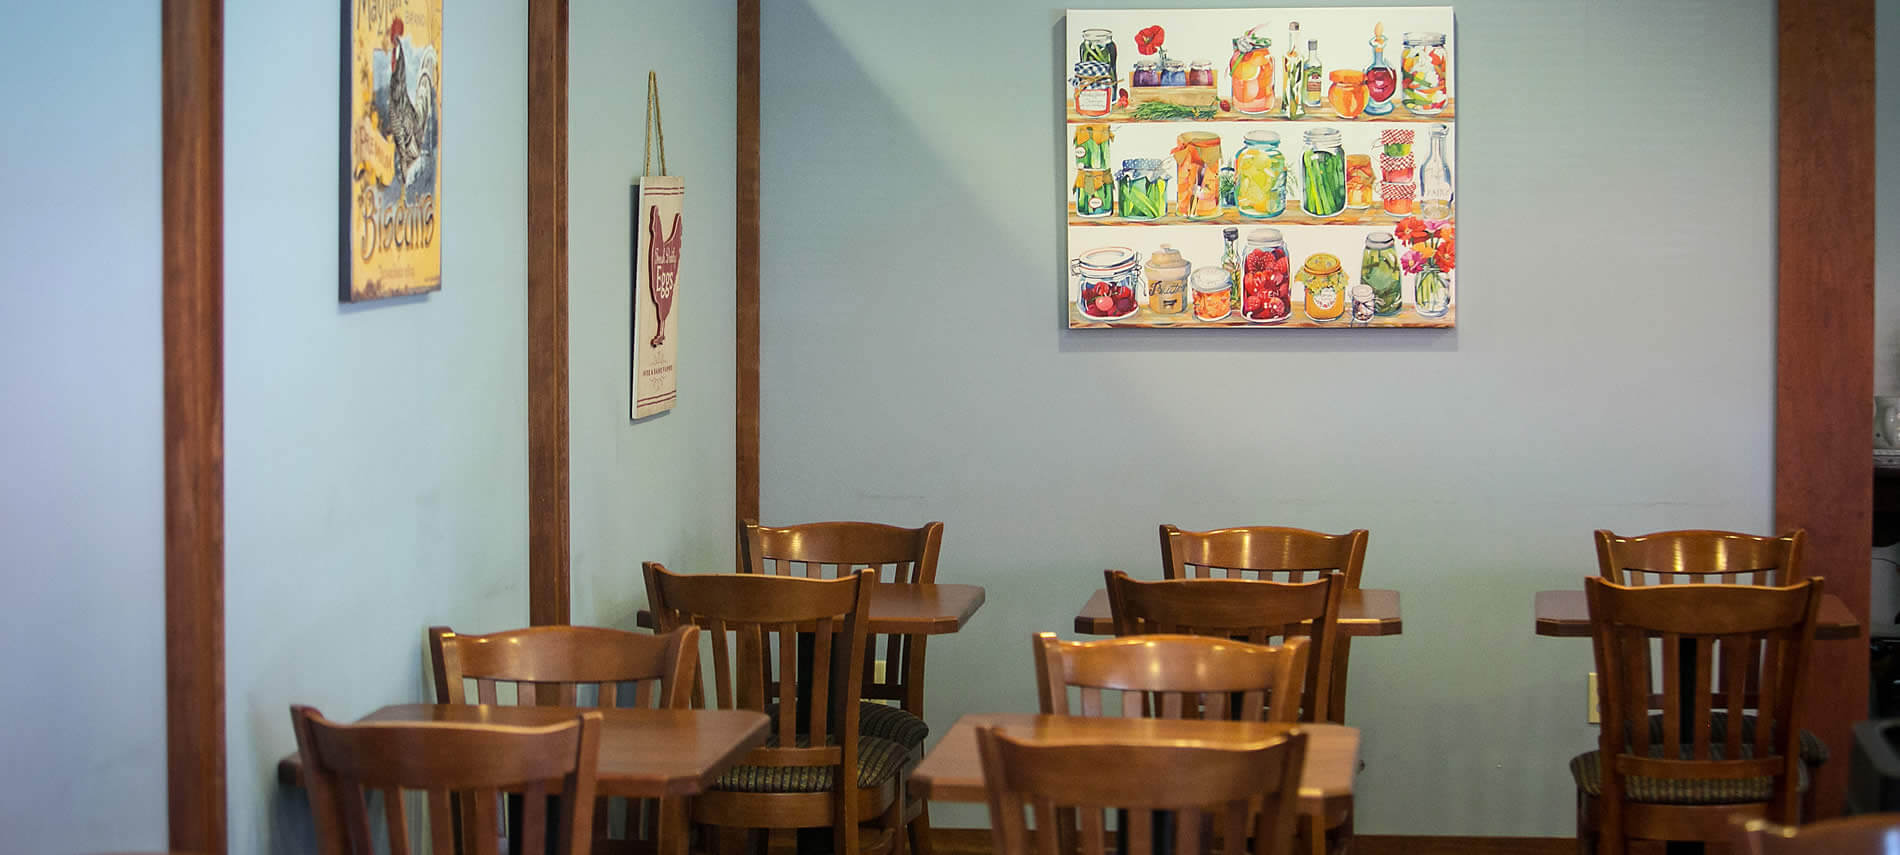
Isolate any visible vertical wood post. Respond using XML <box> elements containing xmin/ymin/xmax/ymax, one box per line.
<box><xmin>528</xmin><ymin>0</ymin><xmax>571</xmax><ymax>627</ymax></box>
<box><xmin>736</xmin><ymin>0</ymin><xmax>762</xmax><ymax>524</ymax></box>
<box><xmin>1775</xmin><ymin>0</ymin><xmax>1875</xmax><ymax>818</ymax></box>
<box><xmin>163</xmin><ymin>0</ymin><xmax>226</xmax><ymax>851</ymax></box>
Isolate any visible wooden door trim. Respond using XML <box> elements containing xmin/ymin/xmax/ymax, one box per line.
<box><xmin>528</xmin><ymin>0</ymin><xmax>571</xmax><ymax>627</ymax></box>
<box><xmin>1774</xmin><ymin>0</ymin><xmax>1875</xmax><ymax>818</ymax></box>
<box><xmin>163</xmin><ymin>0</ymin><xmax>227</xmax><ymax>851</ymax></box>
<box><xmin>736</xmin><ymin>0</ymin><xmax>761</xmax><ymax>523</ymax></box>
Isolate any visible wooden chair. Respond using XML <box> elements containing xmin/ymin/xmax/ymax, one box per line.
<box><xmin>1032</xmin><ymin>632</ymin><xmax>1308</xmax><ymax>723</ymax></box>
<box><xmin>741</xmin><ymin>519</ymin><xmax>943</xmax><ymax>855</ymax></box>
<box><xmin>1159</xmin><ymin>525</ymin><xmax>1367</xmax><ymax>724</ymax></box>
<box><xmin>1104</xmin><ymin>570</ymin><xmax>1342</xmax><ymax>724</ymax></box>
<box><xmin>1732</xmin><ymin>814</ymin><xmax>1900</xmax><ymax>854</ymax></box>
<box><xmin>1595</xmin><ymin>529</ymin><xmax>1805</xmax><ymax>587</ymax></box>
<box><xmin>428</xmin><ymin>624</ymin><xmax>700</xmax><ymax>853</ymax></box>
<box><xmin>1594</xmin><ymin>528</ymin><xmax>1826</xmax><ymax>816</ymax></box>
<box><xmin>643</xmin><ymin>563</ymin><xmax>907</xmax><ymax>855</ymax></box>
<box><xmin>976</xmin><ymin>725</ymin><xmax>1307</xmax><ymax>855</ymax></box>
<box><xmin>290</xmin><ymin>704</ymin><xmax>602</xmax><ymax>855</ymax></box>
<box><xmin>1574</xmin><ymin>576</ymin><xmax>1823</xmax><ymax>855</ymax></box>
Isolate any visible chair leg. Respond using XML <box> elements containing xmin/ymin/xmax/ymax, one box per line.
<box><xmin>885</xmin><ymin>779</ymin><xmax>909</xmax><ymax>855</ymax></box>
<box><xmin>1576</xmin><ymin>791</ymin><xmax>1598</xmax><ymax>855</ymax></box>
<box><xmin>1303</xmin><ymin>813</ymin><xmax>1326</xmax><ymax>855</ymax></box>
<box><xmin>907</xmin><ymin>801</ymin><xmax>933</xmax><ymax>855</ymax></box>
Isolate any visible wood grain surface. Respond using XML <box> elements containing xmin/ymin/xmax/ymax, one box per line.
<box><xmin>528</xmin><ymin>0</ymin><xmax>571</xmax><ymax>628</ymax></box>
<box><xmin>911</xmin><ymin>713</ymin><xmax>1357</xmax><ymax>809</ymax></box>
<box><xmin>1532</xmin><ymin>590</ymin><xmax>1861</xmax><ymax>641</ymax></box>
<box><xmin>736</xmin><ymin>0</ymin><xmax>761</xmax><ymax>523</ymax></box>
<box><xmin>1774</xmin><ymin>0</ymin><xmax>1875</xmax><ymax>818</ymax></box>
<box><xmin>163</xmin><ymin>0</ymin><xmax>227</xmax><ymax>851</ymax></box>
<box><xmin>1073</xmin><ymin>588</ymin><xmax>1401</xmax><ymax>636</ymax></box>
<box><xmin>278</xmin><ymin>705</ymin><xmax>770</xmax><ymax>799</ymax></box>
<box><xmin>637</xmin><ymin>582</ymin><xmax>986</xmax><ymax>636</ymax></box>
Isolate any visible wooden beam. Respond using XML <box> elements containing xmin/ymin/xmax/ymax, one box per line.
<box><xmin>1775</xmin><ymin>0</ymin><xmax>1875</xmax><ymax>818</ymax></box>
<box><xmin>162</xmin><ymin>0</ymin><xmax>226</xmax><ymax>851</ymax></box>
<box><xmin>528</xmin><ymin>0</ymin><xmax>571</xmax><ymax>627</ymax></box>
<box><xmin>736</xmin><ymin>0</ymin><xmax>761</xmax><ymax>523</ymax></box>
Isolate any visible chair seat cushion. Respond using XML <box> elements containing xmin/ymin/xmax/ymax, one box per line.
<box><xmin>1645</xmin><ymin>712</ymin><xmax>1827</xmax><ymax>767</ymax></box>
<box><xmin>1570</xmin><ymin>747</ymin><xmax>1810</xmax><ymax>806</ymax></box>
<box><xmin>713</xmin><ymin>735</ymin><xmax>909</xmax><ymax>794</ymax></box>
<box><xmin>858</xmin><ymin>702</ymin><xmax>928</xmax><ymax>750</ymax></box>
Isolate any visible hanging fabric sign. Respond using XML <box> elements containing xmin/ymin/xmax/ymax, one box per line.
<box><xmin>633</xmin><ymin>71</ymin><xmax>683</xmax><ymax>419</ymax></box>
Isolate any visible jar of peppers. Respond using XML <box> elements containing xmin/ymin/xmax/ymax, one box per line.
<box><xmin>1238</xmin><ymin>228</ymin><xmax>1291</xmax><ymax>323</ymax></box>
<box><xmin>1172</xmin><ymin>132</ymin><xmax>1223</xmax><ymax>219</ymax></box>
<box><xmin>1401</xmin><ymin>32</ymin><xmax>1449</xmax><ymax>116</ymax></box>
<box><xmin>1190</xmin><ymin>267</ymin><xmax>1233</xmax><ymax>321</ymax></box>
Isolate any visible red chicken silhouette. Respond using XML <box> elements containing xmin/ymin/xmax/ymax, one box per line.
<box><xmin>646</xmin><ymin>206</ymin><xmax>681</xmax><ymax>348</ymax></box>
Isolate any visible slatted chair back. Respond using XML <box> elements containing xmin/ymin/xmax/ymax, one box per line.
<box><xmin>976</xmin><ymin>726</ymin><xmax>1306</xmax><ymax>855</ymax></box>
<box><xmin>290</xmin><ymin>705</ymin><xmax>601</xmax><ymax>855</ymax></box>
<box><xmin>741</xmin><ymin>519</ymin><xmax>943</xmax><ymax>714</ymax></box>
<box><xmin>1733</xmin><ymin>815</ymin><xmax>1900</xmax><ymax>854</ymax></box>
<box><xmin>1160</xmin><ymin>524</ymin><xmax>1367</xmax><ymax>586</ymax></box>
<box><xmin>1033</xmin><ymin>632</ymin><xmax>1308</xmax><ymax>723</ymax></box>
<box><xmin>1585</xmin><ymin>576</ymin><xmax>1821</xmax><ymax>828</ymax></box>
<box><xmin>429</xmin><ymin>624</ymin><xmax>699</xmax><ymax>710</ymax></box>
<box><xmin>1105</xmin><ymin>570</ymin><xmax>1342</xmax><ymax>723</ymax></box>
<box><xmin>1595</xmin><ymin>529</ymin><xmax>1806</xmax><ymax>587</ymax></box>
<box><xmin>643</xmin><ymin>562</ymin><xmax>873</xmax><ymax>782</ymax></box>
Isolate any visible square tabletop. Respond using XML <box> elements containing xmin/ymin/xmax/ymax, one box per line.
<box><xmin>1072</xmin><ymin>588</ymin><xmax>1403</xmax><ymax>637</ymax></box>
<box><xmin>637</xmin><ymin>582</ymin><xmax>987</xmax><ymax>635</ymax></box>
<box><xmin>911</xmin><ymin>713</ymin><xmax>1358</xmax><ymax>811</ymax></box>
<box><xmin>1533</xmin><ymin>590</ymin><xmax>1862</xmax><ymax>640</ymax></box>
<box><xmin>277</xmin><ymin>704</ymin><xmax>771</xmax><ymax>799</ymax></box>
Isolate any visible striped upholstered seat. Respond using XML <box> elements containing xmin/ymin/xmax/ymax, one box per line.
<box><xmin>713</xmin><ymin>734</ymin><xmax>909</xmax><ymax>794</ymax></box>
<box><xmin>859</xmin><ymin>702</ymin><xmax>928</xmax><ymax>749</ymax></box>
<box><xmin>1570</xmin><ymin>745</ymin><xmax>1810</xmax><ymax>806</ymax></box>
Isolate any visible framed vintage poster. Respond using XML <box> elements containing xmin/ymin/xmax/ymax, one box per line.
<box><xmin>632</xmin><ymin>177</ymin><xmax>683</xmax><ymax>419</ymax></box>
<box><xmin>344</xmin><ymin>0</ymin><xmax>442</xmax><ymax>302</ymax></box>
<box><xmin>1066</xmin><ymin>7</ymin><xmax>1454</xmax><ymax>328</ymax></box>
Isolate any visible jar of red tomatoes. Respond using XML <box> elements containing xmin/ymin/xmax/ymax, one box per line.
<box><xmin>1238</xmin><ymin>228</ymin><xmax>1291</xmax><ymax>323</ymax></box>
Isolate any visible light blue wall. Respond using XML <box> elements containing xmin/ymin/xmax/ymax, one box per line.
<box><xmin>222</xmin><ymin>1</ymin><xmax>530</xmax><ymax>852</ymax></box>
<box><xmin>569</xmin><ymin>0</ymin><xmax>739</xmax><ymax>626</ymax></box>
<box><xmin>761</xmin><ymin>0</ymin><xmax>1776</xmax><ymax>835</ymax></box>
<box><xmin>0</xmin><ymin>3</ymin><xmax>168</xmax><ymax>852</ymax></box>
<box><xmin>222</xmin><ymin>1</ymin><xmax>740</xmax><ymax>851</ymax></box>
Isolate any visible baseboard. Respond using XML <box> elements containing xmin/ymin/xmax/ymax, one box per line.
<box><xmin>929</xmin><ymin>828</ymin><xmax>1575</xmax><ymax>855</ymax></box>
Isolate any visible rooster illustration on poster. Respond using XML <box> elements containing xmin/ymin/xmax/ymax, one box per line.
<box><xmin>632</xmin><ymin>175</ymin><xmax>684</xmax><ymax>419</ymax></box>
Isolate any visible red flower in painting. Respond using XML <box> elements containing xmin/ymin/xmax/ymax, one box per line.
<box><xmin>1435</xmin><ymin>237</ymin><xmax>1456</xmax><ymax>272</ymax></box>
<box><xmin>1136</xmin><ymin>25</ymin><xmax>1166</xmax><ymax>55</ymax></box>
<box><xmin>1394</xmin><ymin>216</ymin><xmax>1430</xmax><ymax>245</ymax></box>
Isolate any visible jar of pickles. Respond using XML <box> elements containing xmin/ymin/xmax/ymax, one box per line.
<box><xmin>1238</xmin><ymin>228</ymin><xmax>1291</xmax><ymax>323</ymax></box>
<box><xmin>1234</xmin><ymin>130</ymin><xmax>1286</xmax><ymax>219</ymax></box>
<box><xmin>1114</xmin><ymin>158</ymin><xmax>1168</xmax><ymax>220</ymax></box>
<box><xmin>1074</xmin><ymin>169</ymin><xmax>1113</xmax><ymax>218</ymax></box>
<box><xmin>1073</xmin><ymin>124</ymin><xmax>1112</xmax><ymax>171</ymax></box>
<box><xmin>1360</xmin><ymin>233</ymin><xmax>1402</xmax><ymax>315</ymax></box>
<box><xmin>1190</xmin><ymin>267</ymin><xmax>1233</xmax><ymax>321</ymax></box>
<box><xmin>1401</xmin><ymin>32</ymin><xmax>1449</xmax><ymax>116</ymax></box>
<box><xmin>1298</xmin><ymin>128</ymin><xmax>1346</xmax><ymax>218</ymax></box>
<box><xmin>1297</xmin><ymin>253</ymin><xmax>1347</xmax><ymax>322</ymax></box>
<box><xmin>1228</xmin><ymin>26</ymin><xmax>1276</xmax><ymax>115</ymax></box>
<box><xmin>1171</xmin><ymin>132</ymin><xmax>1223</xmax><ymax>219</ymax></box>
<box><xmin>1073</xmin><ymin>28</ymin><xmax>1118</xmax><ymax>117</ymax></box>
<box><xmin>1144</xmin><ymin>244</ymin><xmax>1191</xmax><ymax>315</ymax></box>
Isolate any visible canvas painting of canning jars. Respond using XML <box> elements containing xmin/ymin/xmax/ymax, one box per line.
<box><xmin>1066</xmin><ymin>7</ymin><xmax>1455</xmax><ymax>328</ymax></box>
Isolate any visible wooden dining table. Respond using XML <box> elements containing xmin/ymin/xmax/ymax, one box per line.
<box><xmin>1072</xmin><ymin>588</ymin><xmax>1404</xmax><ymax>636</ymax></box>
<box><xmin>912</xmin><ymin>713</ymin><xmax>1359</xmax><ymax>815</ymax></box>
<box><xmin>1532</xmin><ymin>589</ymin><xmax>1862</xmax><ymax>639</ymax></box>
<box><xmin>277</xmin><ymin>704</ymin><xmax>772</xmax><ymax>798</ymax></box>
<box><xmin>636</xmin><ymin>582</ymin><xmax>988</xmax><ymax>635</ymax></box>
